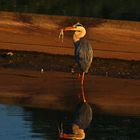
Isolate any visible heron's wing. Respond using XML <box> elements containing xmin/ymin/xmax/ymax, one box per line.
<box><xmin>79</xmin><ymin>40</ymin><xmax>93</xmax><ymax>72</ymax></box>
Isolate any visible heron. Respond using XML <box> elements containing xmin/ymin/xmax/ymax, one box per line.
<box><xmin>61</xmin><ymin>23</ymin><xmax>93</xmax><ymax>86</ymax></box>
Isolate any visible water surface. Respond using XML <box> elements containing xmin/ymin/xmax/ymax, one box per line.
<box><xmin>0</xmin><ymin>104</ymin><xmax>140</xmax><ymax>140</ymax></box>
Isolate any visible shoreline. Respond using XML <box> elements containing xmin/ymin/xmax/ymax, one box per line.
<box><xmin>0</xmin><ymin>49</ymin><xmax>140</xmax><ymax>80</ymax></box>
<box><xmin>0</xmin><ymin>11</ymin><xmax>140</xmax><ymax>60</ymax></box>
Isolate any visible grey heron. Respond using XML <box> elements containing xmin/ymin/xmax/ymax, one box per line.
<box><xmin>62</xmin><ymin>23</ymin><xmax>93</xmax><ymax>86</ymax></box>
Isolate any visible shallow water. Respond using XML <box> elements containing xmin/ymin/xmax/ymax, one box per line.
<box><xmin>0</xmin><ymin>104</ymin><xmax>140</xmax><ymax>140</ymax></box>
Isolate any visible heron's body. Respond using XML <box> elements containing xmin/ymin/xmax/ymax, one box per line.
<box><xmin>74</xmin><ymin>38</ymin><xmax>93</xmax><ymax>74</ymax></box>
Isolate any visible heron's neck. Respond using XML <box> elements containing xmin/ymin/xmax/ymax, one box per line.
<box><xmin>73</xmin><ymin>28</ymin><xmax>86</xmax><ymax>42</ymax></box>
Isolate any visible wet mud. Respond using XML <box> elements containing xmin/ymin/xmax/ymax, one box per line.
<box><xmin>0</xmin><ymin>49</ymin><xmax>140</xmax><ymax>80</ymax></box>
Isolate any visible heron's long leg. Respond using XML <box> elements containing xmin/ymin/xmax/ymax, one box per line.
<box><xmin>81</xmin><ymin>83</ymin><xmax>86</xmax><ymax>102</ymax></box>
<box><xmin>81</xmin><ymin>72</ymin><xmax>85</xmax><ymax>86</ymax></box>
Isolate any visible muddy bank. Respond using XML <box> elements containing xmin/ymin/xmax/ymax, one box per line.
<box><xmin>0</xmin><ymin>12</ymin><xmax>140</xmax><ymax>60</ymax></box>
<box><xmin>0</xmin><ymin>49</ymin><xmax>140</xmax><ymax>80</ymax></box>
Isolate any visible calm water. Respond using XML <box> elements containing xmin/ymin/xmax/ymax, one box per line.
<box><xmin>0</xmin><ymin>104</ymin><xmax>140</xmax><ymax>140</ymax></box>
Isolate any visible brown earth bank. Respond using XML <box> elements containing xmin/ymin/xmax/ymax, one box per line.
<box><xmin>0</xmin><ymin>12</ymin><xmax>140</xmax><ymax>60</ymax></box>
<box><xmin>0</xmin><ymin>49</ymin><xmax>140</xmax><ymax>80</ymax></box>
<box><xmin>0</xmin><ymin>68</ymin><xmax>140</xmax><ymax>116</ymax></box>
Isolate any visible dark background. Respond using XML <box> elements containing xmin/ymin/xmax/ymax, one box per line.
<box><xmin>0</xmin><ymin>0</ymin><xmax>139</xmax><ymax>21</ymax></box>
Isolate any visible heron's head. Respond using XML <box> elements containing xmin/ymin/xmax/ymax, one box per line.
<box><xmin>64</xmin><ymin>22</ymin><xmax>86</xmax><ymax>42</ymax></box>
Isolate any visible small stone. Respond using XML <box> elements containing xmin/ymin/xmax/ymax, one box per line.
<box><xmin>41</xmin><ymin>68</ymin><xmax>44</xmax><ymax>73</ymax></box>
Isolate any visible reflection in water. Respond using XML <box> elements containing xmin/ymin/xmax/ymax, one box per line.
<box><xmin>22</xmin><ymin>107</ymin><xmax>66</xmax><ymax>140</ymax></box>
<box><xmin>0</xmin><ymin>104</ymin><xmax>140</xmax><ymax>140</ymax></box>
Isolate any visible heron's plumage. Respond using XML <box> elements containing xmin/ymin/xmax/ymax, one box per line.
<box><xmin>74</xmin><ymin>39</ymin><xmax>93</xmax><ymax>73</ymax></box>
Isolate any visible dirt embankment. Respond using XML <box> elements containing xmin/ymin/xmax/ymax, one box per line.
<box><xmin>0</xmin><ymin>50</ymin><xmax>140</xmax><ymax>80</ymax></box>
<box><xmin>0</xmin><ymin>11</ymin><xmax>140</xmax><ymax>60</ymax></box>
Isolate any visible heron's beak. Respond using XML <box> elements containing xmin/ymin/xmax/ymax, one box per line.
<box><xmin>63</xmin><ymin>26</ymin><xmax>77</xmax><ymax>31</ymax></box>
